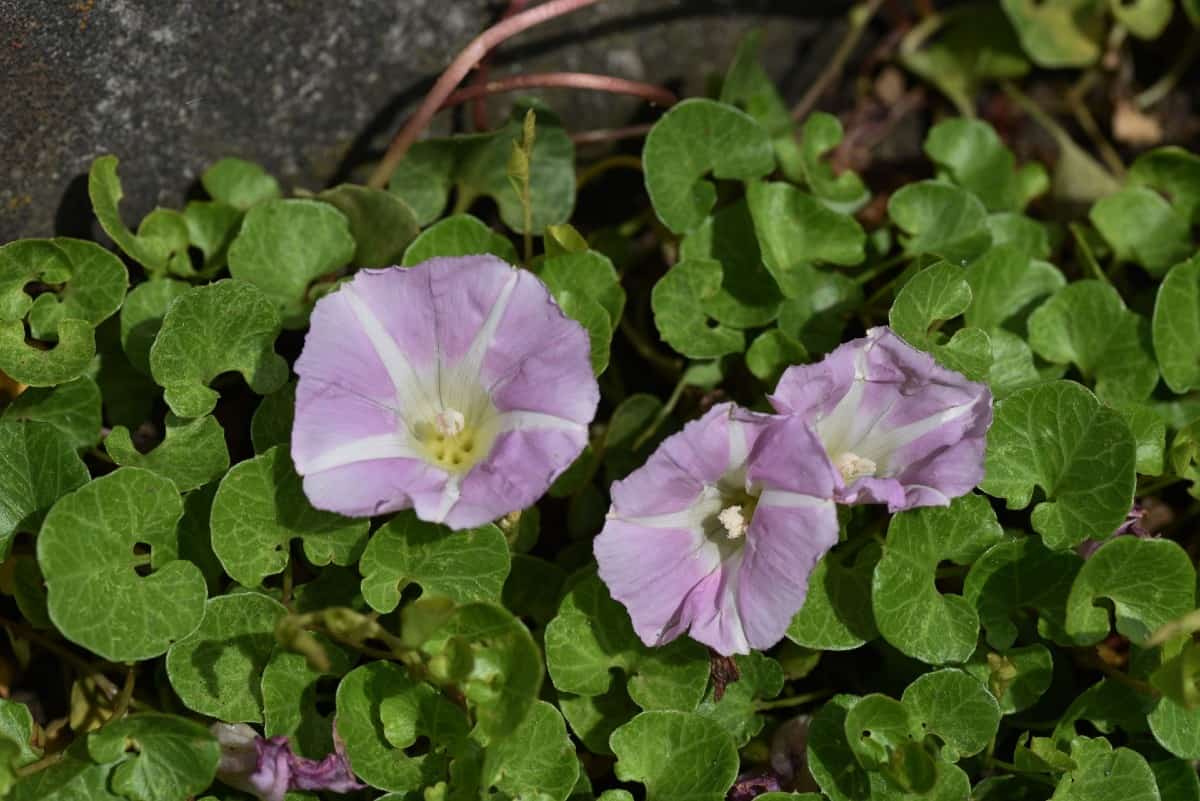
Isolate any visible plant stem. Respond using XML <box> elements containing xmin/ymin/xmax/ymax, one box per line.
<box><xmin>853</xmin><ymin>252</ymin><xmax>908</xmax><ymax>286</ymax></box>
<box><xmin>618</xmin><ymin>317</ymin><xmax>683</xmax><ymax>379</ymax></box>
<box><xmin>111</xmin><ymin>665</ymin><xmax>136</xmax><ymax>720</ymax></box>
<box><xmin>791</xmin><ymin>0</ymin><xmax>885</xmax><ymax>121</ymax></box>
<box><xmin>442</xmin><ymin>72</ymin><xmax>677</xmax><ymax>114</ymax></box>
<box><xmin>754</xmin><ymin>688</ymin><xmax>834</xmax><ymax>711</ymax></box>
<box><xmin>1137</xmin><ymin>29</ymin><xmax>1200</xmax><ymax>109</ymax></box>
<box><xmin>571</xmin><ymin>123</ymin><xmax>654</xmax><ymax>145</ymax></box>
<box><xmin>467</xmin><ymin>0</ymin><xmax>531</xmax><ymax>130</ymax></box>
<box><xmin>1066</xmin><ymin>71</ymin><xmax>1126</xmax><ymax>178</ymax></box>
<box><xmin>367</xmin><ymin>0</ymin><xmax>607</xmax><ymax>189</ymax></box>
<box><xmin>632</xmin><ymin>371</ymin><xmax>689</xmax><ymax>452</ymax></box>
<box><xmin>576</xmin><ymin>154</ymin><xmax>643</xmax><ymax>191</ymax></box>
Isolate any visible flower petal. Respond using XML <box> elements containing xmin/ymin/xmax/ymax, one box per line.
<box><xmin>770</xmin><ymin>326</ymin><xmax>992</xmax><ymax>511</ymax></box>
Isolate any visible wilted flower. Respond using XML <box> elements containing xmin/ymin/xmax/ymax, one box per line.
<box><xmin>770</xmin><ymin>326</ymin><xmax>992</xmax><ymax>512</ymax></box>
<box><xmin>1077</xmin><ymin>502</ymin><xmax>1157</xmax><ymax>559</ymax></box>
<box><xmin>594</xmin><ymin>403</ymin><xmax>839</xmax><ymax>656</ymax></box>
<box><xmin>293</xmin><ymin>255</ymin><xmax>598</xmax><ymax>529</ymax></box>
<box><xmin>727</xmin><ymin>770</ymin><xmax>782</xmax><ymax>801</ymax></box>
<box><xmin>211</xmin><ymin>723</ymin><xmax>364</xmax><ymax>801</ymax></box>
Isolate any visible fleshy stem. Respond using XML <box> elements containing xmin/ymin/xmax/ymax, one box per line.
<box><xmin>791</xmin><ymin>0</ymin><xmax>886</xmax><ymax>122</ymax></box>
<box><xmin>619</xmin><ymin>317</ymin><xmax>684</xmax><ymax>379</ymax></box>
<box><xmin>1066</xmin><ymin>71</ymin><xmax>1126</xmax><ymax>178</ymax></box>
<box><xmin>576</xmin><ymin>154</ymin><xmax>643</xmax><ymax>191</ymax></box>
<box><xmin>443</xmin><ymin>73</ymin><xmax>677</xmax><ymax>115</ymax></box>
<box><xmin>1076</xmin><ymin>647</ymin><xmax>1160</xmax><ymax>697</ymax></box>
<box><xmin>111</xmin><ymin>665</ymin><xmax>136</xmax><ymax>720</ymax></box>
<box><xmin>367</xmin><ymin>0</ymin><xmax>607</xmax><ymax>189</ymax></box>
<box><xmin>754</xmin><ymin>688</ymin><xmax>834</xmax><ymax>711</ymax></box>
<box><xmin>571</xmin><ymin>123</ymin><xmax>654</xmax><ymax>145</ymax></box>
<box><xmin>1137</xmin><ymin>29</ymin><xmax>1200</xmax><ymax>109</ymax></box>
<box><xmin>467</xmin><ymin>0</ymin><xmax>531</xmax><ymax>130</ymax></box>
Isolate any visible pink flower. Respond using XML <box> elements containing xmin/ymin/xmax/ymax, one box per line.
<box><xmin>593</xmin><ymin>404</ymin><xmax>840</xmax><ymax>656</ymax></box>
<box><xmin>770</xmin><ymin>326</ymin><xmax>992</xmax><ymax>512</ymax></box>
<box><xmin>292</xmin><ymin>255</ymin><xmax>598</xmax><ymax>529</ymax></box>
<box><xmin>211</xmin><ymin>723</ymin><xmax>365</xmax><ymax>801</ymax></box>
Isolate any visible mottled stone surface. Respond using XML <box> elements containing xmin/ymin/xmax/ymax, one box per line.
<box><xmin>1</xmin><ymin>0</ymin><xmax>848</xmax><ymax>242</ymax></box>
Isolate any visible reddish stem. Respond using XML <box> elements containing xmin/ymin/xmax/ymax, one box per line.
<box><xmin>443</xmin><ymin>72</ymin><xmax>677</xmax><ymax>112</ymax></box>
<box><xmin>367</xmin><ymin>0</ymin><xmax>606</xmax><ymax>189</ymax></box>
<box><xmin>570</xmin><ymin>122</ymin><xmax>654</xmax><ymax>145</ymax></box>
<box><xmin>469</xmin><ymin>0</ymin><xmax>532</xmax><ymax>130</ymax></box>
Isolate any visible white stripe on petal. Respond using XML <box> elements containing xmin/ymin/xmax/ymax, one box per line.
<box><xmin>495</xmin><ymin>410</ymin><xmax>586</xmax><ymax>434</ymax></box>
<box><xmin>303</xmin><ymin>433</ymin><xmax>423</xmax><ymax>474</ymax></box>
<box><xmin>343</xmin><ymin>288</ymin><xmax>434</xmax><ymax>414</ymax></box>
<box><xmin>442</xmin><ymin>270</ymin><xmax>521</xmax><ymax>406</ymax></box>
<box><xmin>757</xmin><ymin>490</ymin><xmax>829</xmax><ymax>509</ymax></box>
<box><xmin>727</xmin><ymin>412</ymin><xmax>749</xmax><ymax>474</ymax></box>
<box><xmin>859</xmin><ymin>401</ymin><xmax>975</xmax><ymax>467</ymax></box>
<box><xmin>431</xmin><ymin>474</ymin><xmax>462</xmax><ymax>522</ymax></box>
<box><xmin>613</xmin><ymin>487</ymin><xmax>724</xmax><ymax>530</ymax></box>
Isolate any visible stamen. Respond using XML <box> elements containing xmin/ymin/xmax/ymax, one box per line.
<box><xmin>434</xmin><ymin>409</ymin><xmax>466</xmax><ymax>437</ymax></box>
<box><xmin>835</xmin><ymin>451</ymin><xmax>877</xmax><ymax>483</ymax></box>
<box><xmin>718</xmin><ymin>505</ymin><xmax>748</xmax><ymax>540</ymax></box>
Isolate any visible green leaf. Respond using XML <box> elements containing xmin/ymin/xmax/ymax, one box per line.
<box><xmin>402</xmin><ymin>215</ymin><xmax>518</xmax><ymax>266</ymax></box>
<box><xmin>1028</xmin><ymin>280</ymin><xmax>1159</xmax><ymax>402</ymax></box>
<box><xmin>1129</xmin><ymin>146</ymin><xmax>1200</xmax><ymax>224</ymax></box>
<box><xmin>788</xmin><ymin>540</ymin><xmax>881</xmax><ymax>651</ymax></box>
<box><xmin>745</xmin><ymin>181</ymin><xmax>866</xmax><ymax>296</ymax></box>
<box><xmin>0</xmin><ymin>318</ymin><xmax>95</xmax><ymax>387</ymax></box>
<box><xmin>1112</xmin><ymin>402</ymin><xmax>1165</xmax><ymax>476</ymax></box>
<box><xmin>0</xmin><ymin>700</ymin><xmax>39</xmax><ymax>768</ymax></box>
<box><xmin>987</xmin><ymin>329</ymin><xmax>1060</xmax><ymax>398</ymax></box>
<box><xmin>480</xmin><ymin>701</ymin><xmax>579</xmax><ymax>801</ymax></box>
<box><xmin>10</xmin><ymin>749</ymin><xmax>123</xmax><ymax>801</ymax></box>
<box><xmin>775</xmin><ymin>265</ymin><xmax>862</xmax><ymax>353</ymax></box>
<box><xmin>963</xmin><ymin>245</ymin><xmax>1065</xmax><ymax>331</ymax></box>
<box><xmin>694</xmin><ymin>652</ymin><xmax>784</xmax><ymax>747</ymax></box>
<box><xmin>176</xmin><ymin>483</ymin><xmax>225</xmax><ymax>595</ymax></box>
<box><xmin>1090</xmin><ymin>186</ymin><xmax>1192</xmax><ymax>276</ymax></box>
<box><xmin>746</xmin><ymin>328</ymin><xmax>808</xmax><ymax>385</ymax></box>
<box><xmin>312</xmin><ymin>184</ymin><xmax>420</xmax><ymax>268</ymax></box>
<box><xmin>679</xmin><ymin>200</ymin><xmax>782</xmax><ymax>327</ymax></box>
<box><xmin>889</xmin><ymin>261</ymin><xmax>992</xmax><ymax>380</ymax></box>
<box><xmin>843</xmin><ymin>694</ymin><xmax>932</xmax><ymax>789</ymax></box>
<box><xmin>901</xmin><ymin>669</ymin><xmax>1001</xmax><ymax>760</ymax></box>
<box><xmin>1</xmin><ymin>377</ymin><xmax>101</xmax><ymax>451</ymax></box>
<box><xmin>545</xmin><ymin>573</ymin><xmax>709</xmax><ymax>711</ymax></box>
<box><xmin>182</xmin><ymin>200</ymin><xmax>241</xmax><ymax>274</ymax></box>
<box><xmin>963</xmin><ymin>644</ymin><xmax>1054</xmax><ymax>714</ymax></box>
<box><xmin>95</xmin><ymin>318</ymin><xmax>157</xmax><ymax>428</ymax></box>
<box><xmin>262</xmin><ymin>635</ymin><xmax>354</xmax><ymax>757</ymax></box>
<box><xmin>559</xmin><ymin>686</ymin><xmax>638</xmax><ymax>757</ymax></box>
<box><xmin>964</xmin><ymin>536</ymin><xmax>1082</xmax><ymax>649</ymax></box>
<box><xmin>643</xmin><ymin>98</ymin><xmax>774</xmax><ymax>234</ymax></box>
<box><xmin>105</xmin><ymin>414</ymin><xmax>230</xmax><ymax>492</ymax></box>
<box><xmin>201</xmin><ymin>157</ymin><xmax>281</xmax><ymax>211</ymax></box>
<box><xmin>149</xmin><ymin>279</ymin><xmax>288</xmax><ymax>418</ymax></box>
<box><xmin>0</xmin><ymin>420</ymin><xmax>88</xmax><ymax>557</ymax></box>
<box><xmin>39</xmin><ymin>467</ymin><xmax>206</xmax><ymax>662</ymax></box>
<box><xmin>1153</xmin><ymin>254</ymin><xmax>1200</xmax><ymax>393</ymax></box>
<box><xmin>806</xmin><ymin>695</ymin><xmax>872</xmax><ymax>801</ymax></box>
<box><xmin>165</xmin><ymin>592</ymin><xmax>287</xmax><ymax>722</ymax></box>
<box><xmin>251</xmin><ymin>380</ymin><xmax>296</xmax><ymax>454</ymax></box>
<box><xmin>554</xmin><ymin>288</ymin><xmax>613</xmax><ymax>375</ymax></box>
<box><xmin>227</xmin><ymin>199</ymin><xmax>355</xmax><ymax>324</ymax></box>
<box><xmin>503</xmin><ymin>554</ymin><xmax>567</xmax><ymax>627</ymax></box>
<box><xmin>887</xmin><ymin>180</ymin><xmax>991</xmax><ymax>263</ymax></box>
<box><xmin>540</xmin><ymin>250</ymin><xmax>626</xmax><ymax>327</ymax></box>
<box><xmin>719</xmin><ymin>31</ymin><xmax>801</xmax><ymax>180</ymax></box>
<box><xmin>388</xmin><ymin>140</ymin><xmax>457</xmax><ymax>225</ymax></box>
<box><xmin>873</xmin><ymin>494</ymin><xmax>1005</xmax><ymax>664</ymax></box>
<box><xmin>359</xmin><ymin>511</ymin><xmax>509</xmax><ymax>613</ymax></box>
<box><xmin>987</xmin><ymin>212</ymin><xmax>1052</xmax><ymax>259</ymax></box>
<box><xmin>900</xmin><ymin>4</ymin><xmax>1030</xmax><ymax>116</ymax></box>
<box><xmin>1150</xmin><ymin>758</ymin><xmax>1200</xmax><ymax>801</ymax></box>
<box><xmin>211</xmin><ymin>446</ymin><xmax>368</xmax><ymax>588</ymax></box>
<box><xmin>1065</xmin><ymin>536</ymin><xmax>1195</xmax><ymax>645</ymax></box>
<box><xmin>1051</xmin><ymin>736</ymin><xmax>1160</xmax><ymax>801</ymax></box>
<box><xmin>797</xmin><ymin>112</ymin><xmax>870</xmax><ymax>214</ymax></box>
<box><xmin>609</xmin><ymin>711</ymin><xmax>738</xmax><ymax>801</ymax></box>
<box><xmin>335</xmin><ymin>661</ymin><xmax>464</xmax><ymax>792</ymax></box>
<box><xmin>1110</xmin><ymin>0</ymin><xmax>1173</xmax><ymax>38</ymax></box>
<box><xmin>651</xmin><ymin>258</ymin><xmax>745</xmax><ymax>359</ymax></box>
<box><xmin>925</xmin><ymin>118</ymin><xmax>1047</xmax><ymax>211</ymax></box>
<box><xmin>419</xmin><ymin>602</ymin><xmax>542</xmax><ymax>743</ymax></box>
<box><xmin>981</xmin><ymin>380</ymin><xmax>1136</xmax><ymax>550</ymax></box>
<box><xmin>0</xmin><ymin>238</ymin><xmax>127</xmax><ymax>337</ymax></box>
<box><xmin>1149</xmin><ymin>694</ymin><xmax>1200</xmax><ymax>759</ymax></box>
<box><xmin>1000</xmin><ymin>0</ymin><xmax>1105</xmax><ymax>67</ymax></box>
<box><xmin>85</xmin><ymin>714</ymin><xmax>219</xmax><ymax>801</ymax></box>
<box><xmin>119</xmin><ymin>279</ymin><xmax>191</xmax><ymax>375</ymax></box>
<box><xmin>88</xmin><ymin>156</ymin><xmax>190</xmax><ymax>275</ymax></box>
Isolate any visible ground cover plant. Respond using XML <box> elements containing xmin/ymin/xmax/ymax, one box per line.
<box><xmin>2</xmin><ymin>1</ymin><xmax>1200</xmax><ymax>799</ymax></box>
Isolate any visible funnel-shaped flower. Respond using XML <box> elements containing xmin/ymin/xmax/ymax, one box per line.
<box><xmin>293</xmin><ymin>255</ymin><xmax>598</xmax><ymax>529</ymax></box>
<box><xmin>594</xmin><ymin>403</ymin><xmax>839</xmax><ymax>656</ymax></box>
<box><xmin>211</xmin><ymin>723</ymin><xmax>365</xmax><ymax>801</ymax></box>
<box><xmin>770</xmin><ymin>326</ymin><xmax>991</xmax><ymax>512</ymax></box>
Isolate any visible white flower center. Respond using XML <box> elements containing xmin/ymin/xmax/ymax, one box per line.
<box><xmin>835</xmin><ymin>451</ymin><xmax>877</xmax><ymax>483</ymax></box>
<box><xmin>433</xmin><ymin>408</ymin><xmax>466</xmax><ymax>437</ymax></box>
<box><xmin>718</xmin><ymin>505</ymin><xmax>748</xmax><ymax>540</ymax></box>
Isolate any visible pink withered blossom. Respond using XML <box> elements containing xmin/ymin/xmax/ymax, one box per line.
<box><xmin>292</xmin><ymin>255</ymin><xmax>598</xmax><ymax>529</ymax></box>
<box><xmin>211</xmin><ymin>723</ymin><xmax>365</xmax><ymax>801</ymax></box>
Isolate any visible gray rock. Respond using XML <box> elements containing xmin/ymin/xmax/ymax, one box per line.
<box><xmin>1</xmin><ymin>0</ymin><xmax>847</xmax><ymax>243</ymax></box>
